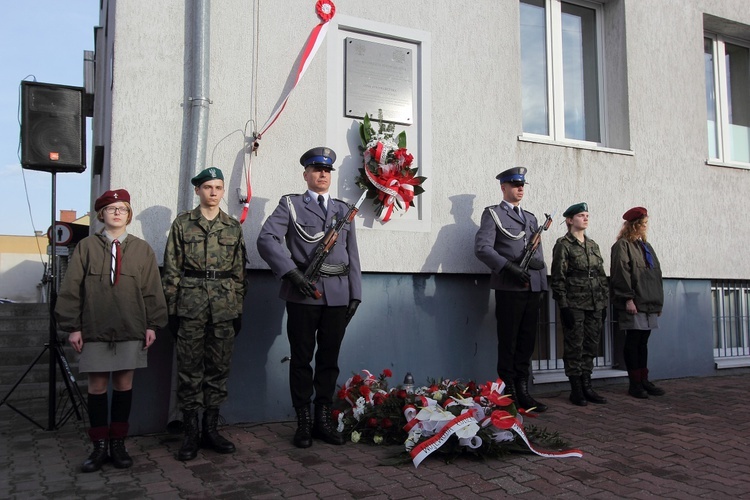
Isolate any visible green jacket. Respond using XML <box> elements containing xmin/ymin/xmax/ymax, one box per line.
<box><xmin>550</xmin><ymin>233</ymin><xmax>609</xmax><ymax>310</ymax></box>
<box><xmin>162</xmin><ymin>207</ymin><xmax>247</xmax><ymax>322</ymax></box>
<box><xmin>55</xmin><ymin>233</ymin><xmax>168</xmax><ymax>342</ymax></box>
<box><xmin>610</xmin><ymin>238</ymin><xmax>663</xmax><ymax>314</ymax></box>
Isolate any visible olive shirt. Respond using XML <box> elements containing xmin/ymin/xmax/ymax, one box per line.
<box><xmin>610</xmin><ymin>238</ymin><xmax>663</xmax><ymax>314</ymax></box>
<box><xmin>55</xmin><ymin>232</ymin><xmax>168</xmax><ymax>343</ymax></box>
<box><xmin>550</xmin><ymin>233</ymin><xmax>609</xmax><ymax>311</ymax></box>
<box><xmin>162</xmin><ymin>207</ymin><xmax>247</xmax><ymax>322</ymax></box>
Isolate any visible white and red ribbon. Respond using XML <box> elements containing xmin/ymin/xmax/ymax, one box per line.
<box><xmin>240</xmin><ymin>1</ymin><xmax>336</xmax><ymax>224</ymax></box>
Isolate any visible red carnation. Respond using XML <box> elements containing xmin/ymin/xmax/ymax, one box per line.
<box><xmin>351</xmin><ymin>374</ymin><xmax>363</xmax><ymax>385</ymax></box>
<box><xmin>373</xmin><ymin>393</ymin><xmax>386</xmax><ymax>405</ymax></box>
<box><xmin>367</xmin><ymin>417</ymin><xmax>378</xmax><ymax>428</ymax></box>
<box><xmin>383</xmin><ymin>369</ymin><xmax>393</xmax><ymax>378</ymax></box>
<box><xmin>332</xmin><ymin>409</ymin><xmax>341</xmax><ymax>420</ymax></box>
<box><xmin>337</xmin><ymin>387</ymin><xmax>348</xmax><ymax>400</ymax></box>
<box><xmin>381</xmin><ymin>418</ymin><xmax>393</xmax><ymax>429</ymax></box>
<box><xmin>396</xmin><ymin>389</ymin><xmax>408</xmax><ymax>399</ymax></box>
<box><xmin>360</xmin><ymin>386</ymin><xmax>371</xmax><ymax>398</ymax></box>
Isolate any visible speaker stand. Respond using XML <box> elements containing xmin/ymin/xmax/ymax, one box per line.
<box><xmin>0</xmin><ymin>170</ymin><xmax>87</xmax><ymax>430</ymax></box>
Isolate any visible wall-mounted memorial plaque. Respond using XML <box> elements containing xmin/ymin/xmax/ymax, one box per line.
<box><xmin>345</xmin><ymin>37</ymin><xmax>413</xmax><ymax>125</ymax></box>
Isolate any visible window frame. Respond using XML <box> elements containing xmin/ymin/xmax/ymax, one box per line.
<box><xmin>704</xmin><ymin>32</ymin><xmax>750</xmax><ymax>170</ymax></box>
<box><xmin>520</xmin><ymin>0</ymin><xmax>608</xmax><ymax>148</ymax></box>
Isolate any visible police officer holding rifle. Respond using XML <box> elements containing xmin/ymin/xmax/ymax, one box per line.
<box><xmin>475</xmin><ymin>166</ymin><xmax>550</xmax><ymax>413</ymax></box>
<box><xmin>257</xmin><ymin>147</ymin><xmax>362</xmax><ymax>448</ymax></box>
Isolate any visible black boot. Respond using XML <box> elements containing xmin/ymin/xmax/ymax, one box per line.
<box><xmin>581</xmin><ymin>374</ymin><xmax>607</xmax><ymax>404</ymax></box>
<box><xmin>81</xmin><ymin>431</ymin><xmax>109</xmax><ymax>473</ymax></box>
<box><xmin>109</xmin><ymin>421</ymin><xmax>133</xmax><ymax>468</ymax></box>
<box><xmin>568</xmin><ymin>376</ymin><xmax>588</xmax><ymax>406</ymax></box>
<box><xmin>627</xmin><ymin>371</ymin><xmax>648</xmax><ymax>399</ymax></box>
<box><xmin>201</xmin><ymin>408</ymin><xmax>236</xmax><ymax>454</ymax></box>
<box><xmin>109</xmin><ymin>439</ymin><xmax>133</xmax><ymax>468</ymax></box>
<box><xmin>641</xmin><ymin>368</ymin><xmax>665</xmax><ymax>396</ymax></box>
<box><xmin>293</xmin><ymin>405</ymin><xmax>313</xmax><ymax>448</ymax></box>
<box><xmin>514</xmin><ymin>377</ymin><xmax>548</xmax><ymax>413</ymax></box>
<box><xmin>177</xmin><ymin>410</ymin><xmax>200</xmax><ymax>461</ymax></box>
<box><xmin>312</xmin><ymin>404</ymin><xmax>345</xmax><ymax>445</ymax></box>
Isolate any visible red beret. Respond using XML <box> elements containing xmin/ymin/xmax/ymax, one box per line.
<box><xmin>622</xmin><ymin>206</ymin><xmax>647</xmax><ymax>221</ymax></box>
<box><xmin>95</xmin><ymin>189</ymin><xmax>131</xmax><ymax>211</ymax></box>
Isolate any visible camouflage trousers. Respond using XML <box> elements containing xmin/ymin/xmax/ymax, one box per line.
<box><xmin>562</xmin><ymin>308</ymin><xmax>604</xmax><ymax>377</ymax></box>
<box><xmin>175</xmin><ymin>308</ymin><xmax>235</xmax><ymax>412</ymax></box>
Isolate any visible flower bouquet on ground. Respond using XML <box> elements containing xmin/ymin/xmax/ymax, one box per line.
<box><xmin>333</xmin><ymin>369</ymin><xmax>582</xmax><ymax>467</ymax></box>
<box><xmin>354</xmin><ymin>112</ymin><xmax>426</xmax><ymax>222</ymax></box>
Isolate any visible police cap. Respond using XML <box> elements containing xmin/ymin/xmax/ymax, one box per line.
<box><xmin>496</xmin><ymin>167</ymin><xmax>527</xmax><ymax>184</ymax></box>
<box><xmin>191</xmin><ymin>167</ymin><xmax>224</xmax><ymax>187</ymax></box>
<box><xmin>300</xmin><ymin>147</ymin><xmax>336</xmax><ymax>171</ymax></box>
<box><xmin>563</xmin><ymin>202</ymin><xmax>588</xmax><ymax>218</ymax></box>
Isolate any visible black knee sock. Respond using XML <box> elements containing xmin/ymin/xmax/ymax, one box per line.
<box><xmin>87</xmin><ymin>392</ymin><xmax>109</xmax><ymax>428</ymax></box>
<box><xmin>111</xmin><ymin>389</ymin><xmax>133</xmax><ymax>423</ymax></box>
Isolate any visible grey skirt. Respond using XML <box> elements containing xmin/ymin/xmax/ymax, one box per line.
<box><xmin>78</xmin><ymin>340</ymin><xmax>148</xmax><ymax>373</ymax></box>
<box><xmin>618</xmin><ymin>311</ymin><xmax>659</xmax><ymax>331</ymax></box>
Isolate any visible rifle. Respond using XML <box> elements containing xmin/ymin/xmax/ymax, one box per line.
<box><xmin>519</xmin><ymin>211</ymin><xmax>555</xmax><ymax>271</ymax></box>
<box><xmin>304</xmin><ymin>191</ymin><xmax>368</xmax><ymax>299</ymax></box>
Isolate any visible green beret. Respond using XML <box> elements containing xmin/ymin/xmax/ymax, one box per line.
<box><xmin>563</xmin><ymin>202</ymin><xmax>588</xmax><ymax>218</ymax></box>
<box><xmin>191</xmin><ymin>167</ymin><xmax>224</xmax><ymax>187</ymax></box>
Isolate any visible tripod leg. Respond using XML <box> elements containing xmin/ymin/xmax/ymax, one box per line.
<box><xmin>0</xmin><ymin>346</ymin><xmax>48</xmax><ymax>430</ymax></box>
<box><xmin>53</xmin><ymin>344</ymin><xmax>87</xmax><ymax>425</ymax></box>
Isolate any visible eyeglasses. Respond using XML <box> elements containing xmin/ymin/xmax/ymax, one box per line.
<box><xmin>104</xmin><ymin>207</ymin><xmax>130</xmax><ymax>215</ymax></box>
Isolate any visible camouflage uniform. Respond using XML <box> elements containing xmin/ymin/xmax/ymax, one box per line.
<box><xmin>550</xmin><ymin>233</ymin><xmax>608</xmax><ymax>377</ymax></box>
<box><xmin>163</xmin><ymin>206</ymin><xmax>247</xmax><ymax>411</ymax></box>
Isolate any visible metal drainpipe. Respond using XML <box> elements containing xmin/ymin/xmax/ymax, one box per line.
<box><xmin>184</xmin><ymin>0</ymin><xmax>210</xmax><ymax>211</ymax></box>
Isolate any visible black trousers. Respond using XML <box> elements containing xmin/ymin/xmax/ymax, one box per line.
<box><xmin>286</xmin><ymin>302</ymin><xmax>347</xmax><ymax>408</ymax></box>
<box><xmin>495</xmin><ymin>290</ymin><xmax>542</xmax><ymax>383</ymax></box>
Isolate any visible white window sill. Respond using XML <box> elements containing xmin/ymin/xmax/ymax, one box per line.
<box><xmin>533</xmin><ymin>368</ymin><xmax>627</xmax><ymax>384</ymax></box>
<box><xmin>705</xmin><ymin>159</ymin><xmax>750</xmax><ymax>171</ymax></box>
<box><xmin>715</xmin><ymin>356</ymin><xmax>750</xmax><ymax>369</ymax></box>
<box><xmin>518</xmin><ymin>135</ymin><xmax>634</xmax><ymax>156</ymax></box>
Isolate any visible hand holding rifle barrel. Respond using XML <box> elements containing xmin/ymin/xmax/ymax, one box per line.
<box><xmin>303</xmin><ymin>190</ymin><xmax>368</xmax><ymax>299</ymax></box>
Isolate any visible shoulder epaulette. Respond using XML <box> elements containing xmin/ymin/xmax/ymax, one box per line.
<box><xmin>283</xmin><ymin>193</ymin><xmax>302</xmax><ymax>197</ymax></box>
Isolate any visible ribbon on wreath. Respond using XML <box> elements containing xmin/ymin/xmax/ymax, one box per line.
<box><xmin>364</xmin><ymin>159</ymin><xmax>418</xmax><ymax>222</ymax></box>
<box><xmin>240</xmin><ymin>0</ymin><xmax>336</xmax><ymax>224</ymax></box>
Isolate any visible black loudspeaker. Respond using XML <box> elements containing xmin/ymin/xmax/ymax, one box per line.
<box><xmin>21</xmin><ymin>81</ymin><xmax>86</xmax><ymax>173</ymax></box>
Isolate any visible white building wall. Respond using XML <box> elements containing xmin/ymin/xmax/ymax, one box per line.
<box><xmin>99</xmin><ymin>0</ymin><xmax>750</xmax><ymax>279</ymax></box>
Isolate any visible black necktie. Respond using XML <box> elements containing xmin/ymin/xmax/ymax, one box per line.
<box><xmin>513</xmin><ymin>206</ymin><xmax>521</xmax><ymax>218</ymax></box>
<box><xmin>318</xmin><ymin>195</ymin><xmax>327</xmax><ymax>216</ymax></box>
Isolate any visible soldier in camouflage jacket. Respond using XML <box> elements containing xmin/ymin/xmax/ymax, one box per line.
<box><xmin>550</xmin><ymin>203</ymin><xmax>609</xmax><ymax>407</ymax></box>
<box><xmin>162</xmin><ymin>167</ymin><xmax>247</xmax><ymax>461</ymax></box>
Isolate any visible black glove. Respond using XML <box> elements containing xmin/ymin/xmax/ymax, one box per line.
<box><xmin>345</xmin><ymin>300</ymin><xmax>361</xmax><ymax>326</ymax></box>
<box><xmin>283</xmin><ymin>268</ymin><xmax>318</xmax><ymax>298</ymax></box>
<box><xmin>233</xmin><ymin>314</ymin><xmax>242</xmax><ymax>337</ymax></box>
<box><xmin>560</xmin><ymin>308</ymin><xmax>575</xmax><ymax>329</ymax></box>
<box><xmin>168</xmin><ymin>315</ymin><xmax>180</xmax><ymax>339</ymax></box>
<box><xmin>528</xmin><ymin>258</ymin><xmax>545</xmax><ymax>271</ymax></box>
<box><xmin>503</xmin><ymin>262</ymin><xmax>530</xmax><ymax>285</ymax></box>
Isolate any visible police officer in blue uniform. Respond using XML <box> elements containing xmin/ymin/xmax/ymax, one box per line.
<box><xmin>257</xmin><ymin>147</ymin><xmax>362</xmax><ymax>448</ymax></box>
<box><xmin>475</xmin><ymin>167</ymin><xmax>548</xmax><ymax>412</ymax></box>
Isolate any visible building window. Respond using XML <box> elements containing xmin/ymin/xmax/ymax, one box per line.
<box><xmin>705</xmin><ymin>34</ymin><xmax>750</xmax><ymax>166</ymax></box>
<box><xmin>520</xmin><ymin>0</ymin><xmax>603</xmax><ymax>144</ymax></box>
<box><xmin>712</xmin><ymin>281</ymin><xmax>750</xmax><ymax>363</ymax></box>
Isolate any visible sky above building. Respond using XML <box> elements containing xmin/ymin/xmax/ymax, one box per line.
<box><xmin>0</xmin><ymin>2</ymin><xmax>99</xmax><ymax>236</ymax></box>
